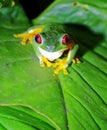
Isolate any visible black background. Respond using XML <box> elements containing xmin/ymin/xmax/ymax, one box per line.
<box><xmin>19</xmin><ymin>0</ymin><xmax>54</xmax><ymax>19</ymax></box>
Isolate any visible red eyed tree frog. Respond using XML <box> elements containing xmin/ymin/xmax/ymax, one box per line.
<box><xmin>14</xmin><ymin>24</ymin><xmax>80</xmax><ymax>74</ymax></box>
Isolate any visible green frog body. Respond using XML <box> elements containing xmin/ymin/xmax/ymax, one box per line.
<box><xmin>14</xmin><ymin>24</ymin><xmax>79</xmax><ymax>74</ymax></box>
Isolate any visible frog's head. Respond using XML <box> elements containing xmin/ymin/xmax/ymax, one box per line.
<box><xmin>32</xmin><ymin>25</ymin><xmax>75</xmax><ymax>61</ymax></box>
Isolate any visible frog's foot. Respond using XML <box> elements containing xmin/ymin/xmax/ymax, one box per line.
<box><xmin>54</xmin><ymin>60</ymin><xmax>68</xmax><ymax>75</ymax></box>
<box><xmin>42</xmin><ymin>57</ymin><xmax>56</xmax><ymax>67</ymax></box>
<box><xmin>14</xmin><ymin>33</ymin><xmax>31</xmax><ymax>45</ymax></box>
<box><xmin>14</xmin><ymin>26</ymin><xmax>44</xmax><ymax>45</ymax></box>
<box><xmin>73</xmin><ymin>57</ymin><xmax>81</xmax><ymax>64</ymax></box>
<box><xmin>41</xmin><ymin>57</ymin><xmax>68</xmax><ymax>74</ymax></box>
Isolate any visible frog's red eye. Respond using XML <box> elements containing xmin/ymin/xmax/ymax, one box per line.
<box><xmin>62</xmin><ymin>35</ymin><xmax>70</xmax><ymax>45</ymax></box>
<box><xmin>35</xmin><ymin>34</ymin><xmax>42</xmax><ymax>44</ymax></box>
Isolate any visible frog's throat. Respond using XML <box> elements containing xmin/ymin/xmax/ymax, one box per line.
<box><xmin>38</xmin><ymin>47</ymin><xmax>67</xmax><ymax>61</ymax></box>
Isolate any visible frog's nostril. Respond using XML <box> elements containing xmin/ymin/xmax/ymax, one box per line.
<box><xmin>47</xmin><ymin>45</ymin><xmax>55</xmax><ymax>52</ymax></box>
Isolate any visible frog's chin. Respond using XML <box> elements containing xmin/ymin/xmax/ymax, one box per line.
<box><xmin>38</xmin><ymin>47</ymin><xmax>66</xmax><ymax>61</ymax></box>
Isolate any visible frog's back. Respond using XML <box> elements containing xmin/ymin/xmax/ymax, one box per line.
<box><xmin>42</xmin><ymin>23</ymin><xmax>65</xmax><ymax>33</ymax></box>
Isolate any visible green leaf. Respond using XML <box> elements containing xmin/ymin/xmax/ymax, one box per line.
<box><xmin>33</xmin><ymin>0</ymin><xmax>107</xmax><ymax>38</ymax></box>
<box><xmin>0</xmin><ymin>1</ymin><xmax>107</xmax><ymax>130</ymax></box>
<box><xmin>0</xmin><ymin>5</ymin><xmax>66</xmax><ymax>130</ymax></box>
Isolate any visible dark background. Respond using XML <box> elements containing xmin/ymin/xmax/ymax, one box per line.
<box><xmin>19</xmin><ymin>0</ymin><xmax>54</xmax><ymax>19</ymax></box>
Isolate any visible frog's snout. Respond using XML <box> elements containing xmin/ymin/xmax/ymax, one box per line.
<box><xmin>46</xmin><ymin>45</ymin><xmax>55</xmax><ymax>52</ymax></box>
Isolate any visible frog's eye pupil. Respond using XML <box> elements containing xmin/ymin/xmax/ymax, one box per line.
<box><xmin>35</xmin><ymin>34</ymin><xmax>42</xmax><ymax>44</ymax></box>
<box><xmin>62</xmin><ymin>35</ymin><xmax>70</xmax><ymax>45</ymax></box>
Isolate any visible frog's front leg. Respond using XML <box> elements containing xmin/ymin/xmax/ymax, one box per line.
<box><xmin>54</xmin><ymin>60</ymin><xmax>68</xmax><ymax>74</ymax></box>
<box><xmin>40</xmin><ymin>56</ymin><xmax>56</xmax><ymax>67</ymax></box>
<box><xmin>54</xmin><ymin>44</ymin><xmax>79</xmax><ymax>74</ymax></box>
<box><xmin>67</xmin><ymin>44</ymin><xmax>80</xmax><ymax>65</ymax></box>
<box><xmin>14</xmin><ymin>26</ymin><xmax>44</xmax><ymax>45</ymax></box>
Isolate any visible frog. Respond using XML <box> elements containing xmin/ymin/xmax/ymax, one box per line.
<box><xmin>14</xmin><ymin>23</ymin><xmax>80</xmax><ymax>74</ymax></box>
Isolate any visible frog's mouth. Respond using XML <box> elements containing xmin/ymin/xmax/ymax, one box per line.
<box><xmin>38</xmin><ymin>47</ymin><xmax>68</xmax><ymax>61</ymax></box>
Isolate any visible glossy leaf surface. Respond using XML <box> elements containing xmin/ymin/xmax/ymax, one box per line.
<box><xmin>0</xmin><ymin>1</ymin><xmax>107</xmax><ymax>130</ymax></box>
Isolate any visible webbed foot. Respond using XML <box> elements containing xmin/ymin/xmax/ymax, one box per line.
<box><xmin>41</xmin><ymin>57</ymin><xmax>56</xmax><ymax>67</ymax></box>
<box><xmin>73</xmin><ymin>57</ymin><xmax>81</xmax><ymax>64</ymax></box>
<box><xmin>41</xmin><ymin>57</ymin><xmax>68</xmax><ymax>74</ymax></box>
<box><xmin>54</xmin><ymin>60</ymin><xmax>68</xmax><ymax>75</ymax></box>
